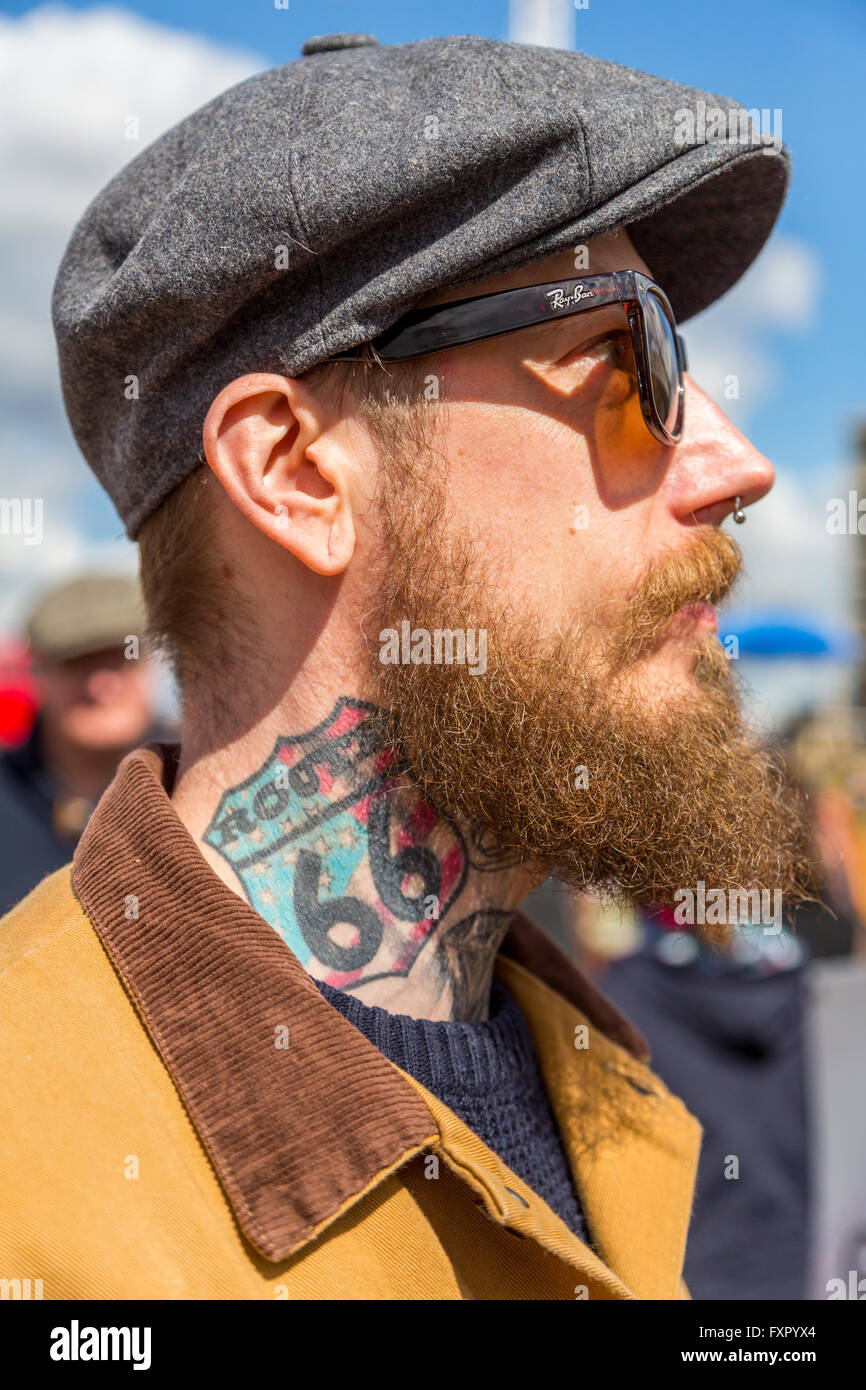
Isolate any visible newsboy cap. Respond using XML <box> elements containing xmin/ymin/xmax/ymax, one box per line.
<box><xmin>52</xmin><ymin>31</ymin><xmax>789</xmax><ymax>537</ymax></box>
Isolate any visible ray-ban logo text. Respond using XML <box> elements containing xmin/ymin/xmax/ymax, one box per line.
<box><xmin>546</xmin><ymin>284</ymin><xmax>598</xmax><ymax>311</ymax></box>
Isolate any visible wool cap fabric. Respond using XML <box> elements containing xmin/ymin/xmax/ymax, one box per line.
<box><xmin>52</xmin><ymin>32</ymin><xmax>790</xmax><ymax>537</ymax></box>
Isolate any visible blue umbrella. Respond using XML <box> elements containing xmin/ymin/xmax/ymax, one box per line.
<box><xmin>718</xmin><ymin>608</ymin><xmax>861</xmax><ymax>661</ymax></box>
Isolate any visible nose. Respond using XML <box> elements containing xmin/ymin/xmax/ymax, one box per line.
<box><xmin>668</xmin><ymin>377</ymin><xmax>775</xmax><ymax>528</ymax></box>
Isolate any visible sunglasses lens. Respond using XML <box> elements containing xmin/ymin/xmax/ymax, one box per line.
<box><xmin>644</xmin><ymin>291</ymin><xmax>681</xmax><ymax>436</ymax></box>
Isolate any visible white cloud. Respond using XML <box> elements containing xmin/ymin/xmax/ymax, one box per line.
<box><xmin>722</xmin><ymin>459</ymin><xmax>859</xmax><ymax>731</ymax></box>
<box><xmin>685</xmin><ymin>235</ymin><xmax>821</xmax><ymax>429</ymax></box>
<box><xmin>0</xmin><ymin>4</ymin><xmax>262</xmax><ymax>219</ymax></box>
<box><xmin>508</xmin><ymin>0</ymin><xmax>575</xmax><ymax>49</ymax></box>
<box><xmin>0</xmin><ymin>4</ymin><xmax>264</xmax><ymax>632</ymax></box>
<box><xmin>678</xmin><ymin>236</ymin><xmax>848</xmax><ymax>728</ymax></box>
<box><xmin>735</xmin><ymin>465</ymin><xmax>847</xmax><ymax>611</ymax></box>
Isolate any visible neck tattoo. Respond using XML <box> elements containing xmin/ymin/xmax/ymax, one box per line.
<box><xmin>202</xmin><ymin>697</ymin><xmax>517</xmax><ymax>1021</ymax></box>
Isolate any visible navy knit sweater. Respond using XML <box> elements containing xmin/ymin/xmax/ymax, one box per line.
<box><xmin>316</xmin><ymin>975</ymin><xmax>589</xmax><ymax>1245</ymax></box>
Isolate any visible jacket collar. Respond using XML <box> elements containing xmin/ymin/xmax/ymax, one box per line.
<box><xmin>73</xmin><ymin>742</ymin><xmax>650</xmax><ymax>1265</ymax></box>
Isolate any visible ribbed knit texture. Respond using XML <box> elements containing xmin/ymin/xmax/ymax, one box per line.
<box><xmin>316</xmin><ymin>976</ymin><xmax>589</xmax><ymax>1244</ymax></box>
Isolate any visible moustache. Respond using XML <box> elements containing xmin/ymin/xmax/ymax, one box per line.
<box><xmin>610</xmin><ymin>527</ymin><xmax>742</xmax><ymax>666</ymax></box>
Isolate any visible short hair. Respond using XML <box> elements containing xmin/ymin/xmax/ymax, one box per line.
<box><xmin>138</xmin><ymin>349</ymin><xmax>436</xmax><ymax>704</ymax></box>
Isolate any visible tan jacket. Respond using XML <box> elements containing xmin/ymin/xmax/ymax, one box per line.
<box><xmin>0</xmin><ymin>745</ymin><xmax>700</xmax><ymax>1299</ymax></box>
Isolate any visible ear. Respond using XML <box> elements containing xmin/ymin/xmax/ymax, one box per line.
<box><xmin>202</xmin><ymin>372</ymin><xmax>355</xmax><ymax>576</ymax></box>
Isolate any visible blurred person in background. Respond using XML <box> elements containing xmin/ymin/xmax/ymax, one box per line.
<box><xmin>555</xmin><ymin>727</ymin><xmax>858</xmax><ymax>1301</ymax></box>
<box><xmin>0</xmin><ymin>573</ymin><xmax>159</xmax><ymax>915</ymax></box>
<box><xmin>598</xmin><ymin>897</ymin><xmax>812</xmax><ymax>1300</ymax></box>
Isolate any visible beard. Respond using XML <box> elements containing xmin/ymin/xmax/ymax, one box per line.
<box><xmin>364</xmin><ymin>443</ymin><xmax>816</xmax><ymax>930</ymax></box>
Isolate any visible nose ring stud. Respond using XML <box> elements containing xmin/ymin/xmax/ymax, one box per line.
<box><xmin>732</xmin><ymin>496</ymin><xmax>746</xmax><ymax>524</ymax></box>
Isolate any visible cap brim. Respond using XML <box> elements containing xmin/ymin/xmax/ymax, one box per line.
<box><xmin>625</xmin><ymin>144</ymin><xmax>790</xmax><ymax>322</ymax></box>
<box><xmin>458</xmin><ymin>142</ymin><xmax>790</xmax><ymax>326</ymax></box>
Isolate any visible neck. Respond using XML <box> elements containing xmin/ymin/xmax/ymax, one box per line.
<box><xmin>172</xmin><ymin>693</ymin><xmax>536</xmax><ymax>1021</ymax></box>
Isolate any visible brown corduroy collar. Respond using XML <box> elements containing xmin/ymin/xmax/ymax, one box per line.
<box><xmin>72</xmin><ymin>742</ymin><xmax>648</xmax><ymax>1263</ymax></box>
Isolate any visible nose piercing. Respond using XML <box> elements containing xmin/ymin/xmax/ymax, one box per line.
<box><xmin>732</xmin><ymin>496</ymin><xmax>746</xmax><ymax>524</ymax></box>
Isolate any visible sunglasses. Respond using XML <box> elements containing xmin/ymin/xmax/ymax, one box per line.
<box><xmin>329</xmin><ymin>270</ymin><xmax>688</xmax><ymax>446</ymax></box>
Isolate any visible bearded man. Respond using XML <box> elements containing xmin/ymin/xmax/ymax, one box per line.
<box><xmin>0</xmin><ymin>32</ymin><xmax>813</xmax><ymax>1301</ymax></box>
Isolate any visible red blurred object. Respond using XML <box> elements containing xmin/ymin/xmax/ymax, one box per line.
<box><xmin>0</xmin><ymin>638</ymin><xmax>39</xmax><ymax>748</ymax></box>
<box><xmin>648</xmin><ymin>905</ymin><xmax>683</xmax><ymax>931</ymax></box>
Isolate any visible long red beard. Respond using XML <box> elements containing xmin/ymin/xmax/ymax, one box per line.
<box><xmin>365</xmin><ymin>465</ymin><xmax>816</xmax><ymax>925</ymax></box>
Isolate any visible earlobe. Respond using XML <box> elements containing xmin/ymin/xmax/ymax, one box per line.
<box><xmin>202</xmin><ymin>372</ymin><xmax>357</xmax><ymax>577</ymax></box>
<box><xmin>271</xmin><ymin>485</ymin><xmax>356</xmax><ymax>576</ymax></box>
<box><xmin>322</xmin><ymin>504</ymin><xmax>356</xmax><ymax>574</ymax></box>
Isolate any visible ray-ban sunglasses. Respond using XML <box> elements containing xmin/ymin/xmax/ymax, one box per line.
<box><xmin>328</xmin><ymin>270</ymin><xmax>688</xmax><ymax>446</ymax></box>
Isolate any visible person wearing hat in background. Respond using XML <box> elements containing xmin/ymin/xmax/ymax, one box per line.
<box><xmin>0</xmin><ymin>33</ymin><xmax>815</xmax><ymax>1300</ymax></box>
<box><xmin>0</xmin><ymin>574</ymin><xmax>159</xmax><ymax>916</ymax></box>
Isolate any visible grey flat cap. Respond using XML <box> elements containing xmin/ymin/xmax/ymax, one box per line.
<box><xmin>52</xmin><ymin>32</ymin><xmax>789</xmax><ymax>538</ymax></box>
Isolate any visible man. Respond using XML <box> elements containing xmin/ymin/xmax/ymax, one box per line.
<box><xmin>0</xmin><ymin>573</ymin><xmax>157</xmax><ymax>915</ymax></box>
<box><xmin>0</xmin><ymin>33</ymin><xmax>813</xmax><ymax>1300</ymax></box>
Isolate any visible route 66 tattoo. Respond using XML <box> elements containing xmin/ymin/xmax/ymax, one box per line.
<box><xmin>204</xmin><ymin>697</ymin><xmax>468</xmax><ymax>989</ymax></box>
